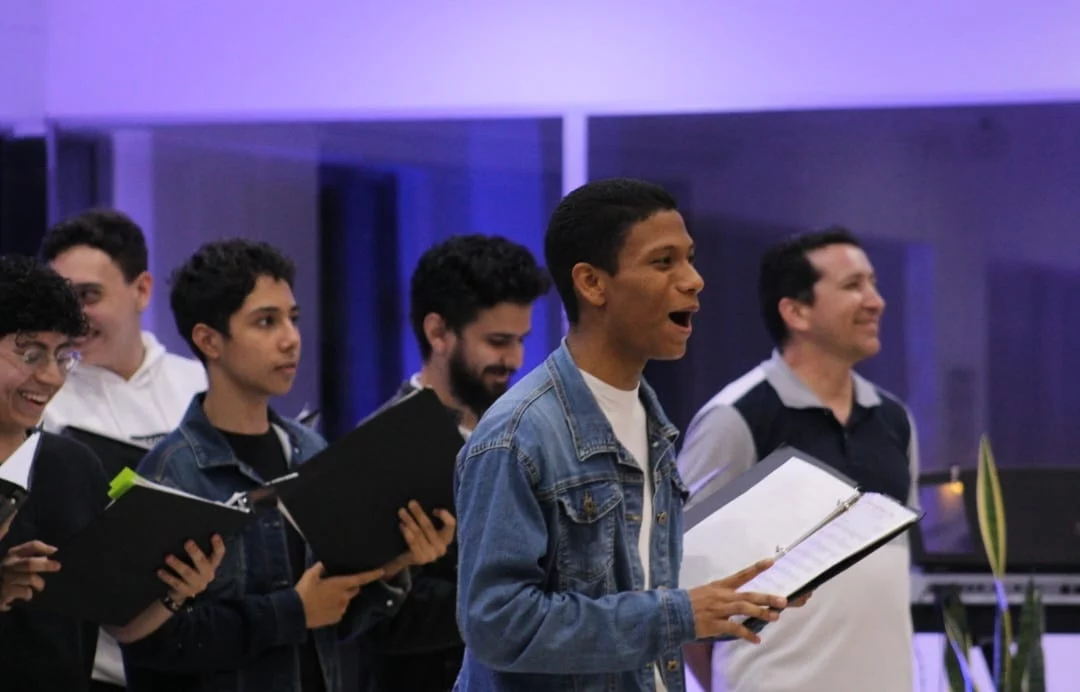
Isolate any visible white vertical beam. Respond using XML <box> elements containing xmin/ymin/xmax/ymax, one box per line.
<box><xmin>110</xmin><ymin>129</ymin><xmax>157</xmax><ymax>332</ymax></box>
<box><xmin>561</xmin><ymin>112</ymin><xmax>588</xmax><ymax>195</ymax></box>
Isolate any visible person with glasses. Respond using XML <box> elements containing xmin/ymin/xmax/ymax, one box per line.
<box><xmin>0</xmin><ymin>255</ymin><xmax>222</xmax><ymax>692</ymax></box>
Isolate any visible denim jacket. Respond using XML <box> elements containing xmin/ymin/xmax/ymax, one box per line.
<box><xmin>120</xmin><ymin>395</ymin><xmax>406</xmax><ymax>692</ymax></box>
<box><xmin>453</xmin><ymin>342</ymin><xmax>698</xmax><ymax>692</ymax></box>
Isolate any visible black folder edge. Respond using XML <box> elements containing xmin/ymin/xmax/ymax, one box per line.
<box><xmin>0</xmin><ymin>431</ymin><xmax>42</xmax><ymax>526</ymax></box>
<box><xmin>683</xmin><ymin>445</ymin><xmax>860</xmax><ymax>532</ymax></box>
<box><xmin>0</xmin><ymin>482</ymin><xmax>28</xmax><ymax>526</ymax></box>
<box><xmin>275</xmin><ymin>387</ymin><xmax>461</xmax><ymax>575</ymax></box>
<box><xmin>27</xmin><ymin>483</ymin><xmax>255</xmax><ymax>626</ymax></box>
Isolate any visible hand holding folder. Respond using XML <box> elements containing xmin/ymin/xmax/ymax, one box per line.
<box><xmin>681</xmin><ymin>446</ymin><xmax>922</xmax><ymax>636</ymax></box>
<box><xmin>273</xmin><ymin>387</ymin><xmax>463</xmax><ymax>575</ymax></box>
<box><xmin>30</xmin><ymin>388</ymin><xmax>462</xmax><ymax>626</ymax></box>
<box><xmin>27</xmin><ymin>469</ymin><xmax>248</xmax><ymax>626</ymax></box>
<box><xmin>1</xmin><ymin>539</ymin><xmax>61</xmax><ymax>611</ymax></box>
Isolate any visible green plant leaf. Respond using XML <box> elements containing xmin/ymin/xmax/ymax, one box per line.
<box><xmin>1025</xmin><ymin>589</ymin><xmax>1046</xmax><ymax>692</ymax></box>
<box><xmin>941</xmin><ymin>590</ymin><xmax>975</xmax><ymax>692</ymax></box>
<box><xmin>1007</xmin><ymin>580</ymin><xmax>1038</xmax><ymax>691</ymax></box>
<box><xmin>976</xmin><ymin>435</ymin><xmax>1007</xmax><ymax>578</ymax></box>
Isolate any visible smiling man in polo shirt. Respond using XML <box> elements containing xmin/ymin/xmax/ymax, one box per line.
<box><xmin>677</xmin><ymin>227</ymin><xmax>919</xmax><ymax>692</ymax></box>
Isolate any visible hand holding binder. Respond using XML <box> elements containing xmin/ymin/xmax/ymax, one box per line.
<box><xmin>294</xmin><ymin>561</ymin><xmax>387</xmax><ymax>629</ymax></box>
<box><xmin>1</xmin><ymin>539</ymin><xmax>60</xmax><ymax>611</ymax></box>
<box><xmin>27</xmin><ymin>470</ymin><xmax>249</xmax><ymax>626</ymax></box>
<box><xmin>681</xmin><ymin>446</ymin><xmax>922</xmax><ymax>636</ymax></box>
<box><xmin>687</xmin><ymin>557</ymin><xmax>787</xmax><ymax>643</ymax></box>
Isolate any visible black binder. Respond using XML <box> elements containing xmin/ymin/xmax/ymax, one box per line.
<box><xmin>27</xmin><ymin>477</ymin><xmax>256</xmax><ymax>626</ymax></box>
<box><xmin>60</xmin><ymin>426</ymin><xmax>150</xmax><ymax>480</ymax></box>
<box><xmin>28</xmin><ymin>388</ymin><xmax>463</xmax><ymax>623</ymax></box>
<box><xmin>276</xmin><ymin>387</ymin><xmax>463</xmax><ymax>574</ymax></box>
<box><xmin>0</xmin><ymin>432</ymin><xmax>41</xmax><ymax>527</ymax></box>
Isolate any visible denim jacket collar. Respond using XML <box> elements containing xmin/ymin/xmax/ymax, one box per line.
<box><xmin>175</xmin><ymin>393</ymin><xmax>303</xmax><ymax>472</ymax></box>
<box><xmin>546</xmin><ymin>340</ymin><xmax>679</xmax><ymax>462</ymax></box>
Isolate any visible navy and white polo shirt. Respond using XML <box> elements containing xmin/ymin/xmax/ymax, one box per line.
<box><xmin>678</xmin><ymin>351</ymin><xmax>918</xmax><ymax>692</ymax></box>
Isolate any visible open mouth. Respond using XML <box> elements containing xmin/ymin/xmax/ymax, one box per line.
<box><xmin>17</xmin><ymin>390</ymin><xmax>49</xmax><ymax>406</ymax></box>
<box><xmin>668</xmin><ymin>311</ymin><xmax>693</xmax><ymax>328</ymax></box>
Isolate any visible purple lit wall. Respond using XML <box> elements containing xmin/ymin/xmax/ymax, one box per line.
<box><xmin>0</xmin><ymin>0</ymin><xmax>44</xmax><ymax>126</ymax></box>
<box><xmin>37</xmin><ymin>0</ymin><xmax>1080</xmax><ymax>123</ymax></box>
<box><xmin>590</xmin><ymin>103</ymin><xmax>1080</xmax><ymax>476</ymax></box>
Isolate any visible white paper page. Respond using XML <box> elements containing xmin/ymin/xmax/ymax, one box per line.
<box><xmin>0</xmin><ymin>432</ymin><xmax>42</xmax><ymax>490</ymax></box>
<box><xmin>736</xmin><ymin>491</ymin><xmax>919</xmax><ymax>597</ymax></box>
<box><xmin>680</xmin><ymin>456</ymin><xmax>856</xmax><ymax>588</ymax></box>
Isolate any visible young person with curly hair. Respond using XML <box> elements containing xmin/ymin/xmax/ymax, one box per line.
<box><xmin>0</xmin><ymin>255</ymin><xmax>220</xmax><ymax>692</ymax></box>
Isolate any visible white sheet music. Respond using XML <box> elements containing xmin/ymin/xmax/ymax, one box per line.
<box><xmin>681</xmin><ymin>456</ymin><xmax>856</xmax><ymax>589</ymax></box>
<box><xmin>737</xmin><ymin>492</ymin><xmax>919</xmax><ymax>596</ymax></box>
<box><xmin>0</xmin><ymin>432</ymin><xmax>42</xmax><ymax>490</ymax></box>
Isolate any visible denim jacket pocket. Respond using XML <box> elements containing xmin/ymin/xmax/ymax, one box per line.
<box><xmin>554</xmin><ymin>479</ymin><xmax>622</xmax><ymax>591</ymax></box>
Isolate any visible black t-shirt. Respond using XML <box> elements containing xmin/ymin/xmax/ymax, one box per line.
<box><xmin>0</xmin><ymin>432</ymin><xmax>110</xmax><ymax>692</ymax></box>
<box><xmin>218</xmin><ymin>428</ymin><xmax>326</xmax><ymax>692</ymax></box>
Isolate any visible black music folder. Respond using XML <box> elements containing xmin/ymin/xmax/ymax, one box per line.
<box><xmin>681</xmin><ymin>446</ymin><xmax>922</xmax><ymax>635</ymax></box>
<box><xmin>275</xmin><ymin>387</ymin><xmax>463</xmax><ymax>574</ymax></box>
<box><xmin>60</xmin><ymin>426</ymin><xmax>151</xmax><ymax>479</ymax></box>
<box><xmin>0</xmin><ymin>432</ymin><xmax>42</xmax><ymax>526</ymax></box>
<box><xmin>28</xmin><ymin>471</ymin><xmax>256</xmax><ymax>626</ymax></box>
<box><xmin>30</xmin><ymin>388</ymin><xmax>461</xmax><ymax>623</ymax></box>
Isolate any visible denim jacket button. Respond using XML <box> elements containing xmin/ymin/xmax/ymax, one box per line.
<box><xmin>656</xmin><ymin>511</ymin><xmax>668</xmax><ymax>525</ymax></box>
<box><xmin>666</xmin><ymin>659</ymin><xmax>679</xmax><ymax>672</ymax></box>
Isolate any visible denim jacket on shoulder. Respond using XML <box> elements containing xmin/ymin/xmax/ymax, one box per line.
<box><xmin>120</xmin><ymin>394</ymin><xmax>407</xmax><ymax>692</ymax></box>
<box><xmin>453</xmin><ymin>341</ymin><xmax>698</xmax><ymax>692</ymax></box>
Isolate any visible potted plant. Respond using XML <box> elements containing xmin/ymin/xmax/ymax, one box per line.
<box><xmin>940</xmin><ymin>435</ymin><xmax>1046</xmax><ymax>692</ymax></box>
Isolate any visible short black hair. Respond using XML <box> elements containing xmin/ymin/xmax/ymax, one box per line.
<box><xmin>40</xmin><ymin>208</ymin><xmax>149</xmax><ymax>282</ymax></box>
<box><xmin>758</xmin><ymin>226</ymin><xmax>863</xmax><ymax>347</ymax></box>
<box><xmin>544</xmin><ymin>178</ymin><xmax>678</xmax><ymax>323</ymax></box>
<box><xmin>169</xmin><ymin>239</ymin><xmax>295</xmax><ymax>362</ymax></box>
<box><xmin>0</xmin><ymin>254</ymin><xmax>88</xmax><ymax>340</ymax></box>
<box><xmin>410</xmin><ymin>234</ymin><xmax>550</xmax><ymax>360</ymax></box>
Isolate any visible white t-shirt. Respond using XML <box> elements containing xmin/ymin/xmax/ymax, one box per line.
<box><xmin>579</xmin><ymin>369</ymin><xmax>666</xmax><ymax>690</ymax></box>
<box><xmin>41</xmin><ymin>331</ymin><xmax>207</xmax><ymax>687</ymax></box>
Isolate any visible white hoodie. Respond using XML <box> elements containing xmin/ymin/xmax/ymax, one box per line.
<box><xmin>41</xmin><ymin>331</ymin><xmax>208</xmax><ymax>687</ymax></box>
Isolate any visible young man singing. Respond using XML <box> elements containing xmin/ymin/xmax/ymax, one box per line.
<box><xmin>453</xmin><ymin>179</ymin><xmax>802</xmax><ymax>692</ymax></box>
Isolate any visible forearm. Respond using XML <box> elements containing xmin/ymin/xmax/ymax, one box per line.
<box><xmin>107</xmin><ymin>601</ymin><xmax>175</xmax><ymax>644</ymax></box>
<box><xmin>121</xmin><ymin>588</ymin><xmax>307</xmax><ymax>672</ymax></box>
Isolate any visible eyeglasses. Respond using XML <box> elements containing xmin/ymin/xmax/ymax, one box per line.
<box><xmin>6</xmin><ymin>346</ymin><xmax>81</xmax><ymax>374</ymax></box>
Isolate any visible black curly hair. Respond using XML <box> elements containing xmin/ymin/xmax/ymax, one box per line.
<box><xmin>40</xmin><ymin>208</ymin><xmax>149</xmax><ymax>282</ymax></box>
<box><xmin>0</xmin><ymin>254</ymin><xmax>89</xmax><ymax>340</ymax></box>
<box><xmin>544</xmin><ymin>178</ymin><xmax>678</xmax><ymax>324</ymax></box>
<box><xmin>410</xmin><ymin>234</ymin><xmax>550</xmax><ymax>361</ymax></box>
<box><xmin>169</xmin><ymin>239</ymin><xmax>295</xmax><ymax>363</ymax></box>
